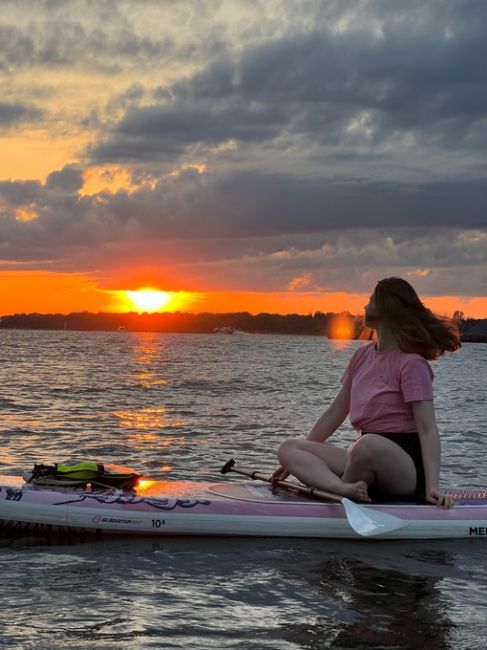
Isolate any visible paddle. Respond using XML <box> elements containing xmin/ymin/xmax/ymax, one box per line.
<box><xmin>220</xmin><ymin>459</ymin><xmax>406</xmax><ymax>537</ymax></box>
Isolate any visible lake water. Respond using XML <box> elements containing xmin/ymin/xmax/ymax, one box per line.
<box><xmin>0</xmin><ymin>330</ymin><xmax>485</xmax><ymax>649</ymax></box>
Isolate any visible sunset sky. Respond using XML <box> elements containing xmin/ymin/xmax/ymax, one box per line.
<box><xmin>0</xmin><ymin>0</ymin><xmax>486</xmax><ymax>317</ymax></box>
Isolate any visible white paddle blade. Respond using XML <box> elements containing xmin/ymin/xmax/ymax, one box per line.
<box><xmin>342</xmin><ymin>498</ymin><xmax>407</xmax><ymax>537</ymax></box>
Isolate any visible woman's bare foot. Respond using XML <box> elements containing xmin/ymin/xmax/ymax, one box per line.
<box><xmin>340</xmin><ymin>480</ymin><xmax>371</xmax><ymax>503</ymax></box>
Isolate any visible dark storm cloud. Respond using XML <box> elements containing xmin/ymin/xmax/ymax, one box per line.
<box><xmin>0</xmin><ymin>179</ymin><xmax>42</xmax><ymax>205</ymax></box>
<box><xmin>0</xmin><ymin>101</ymin><xmax>42</xmax><ymax>127</ymax></box>
<box><xmin>1</xmin><ymin>168</ymin><xmax>486</xmax><ymax>257</ymax></box>
<box><xmin>154</xmin><ymin>171</ymin><xmax>487</xmax><ymax>234</ymax></box>
<box><xmin>91</xmin><ymin>1</ymin><xmax>487</xmax><ymax>163</ymax></box>
<box><xmin>92</xmin><ymin>102</ymin><xmax>288</xmax><ymax>162</ymax></box>
<box><xmin>45</xmin><ymin>166</ymin><xmax>84</xmax><ymax>193</ymax></box>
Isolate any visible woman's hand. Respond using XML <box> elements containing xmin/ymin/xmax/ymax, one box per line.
<box><xmin>425</xmin><ymin>487</ymin><xmax>454</xmax><ymax>509</ymax></box>
<box><xmin>271</xmin><ymin>466</ymin><xmax>290</xmax><ymax>483</ymax></box>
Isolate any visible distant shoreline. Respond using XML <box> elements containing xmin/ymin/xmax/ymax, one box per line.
<box><xmin>0</xmin><ymin>311</ymin><xmax>485</xmax><ymax>341</ymax></box>
<box><xmin>0</xmin><ymin>310</ymin><xmax>362</xmax><ymax>338</ymax></box>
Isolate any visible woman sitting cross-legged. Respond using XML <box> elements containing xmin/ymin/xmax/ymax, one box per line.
<box><xmin>271</xmin><ymin>277</ymin><xmax>461</xmax><ymax>508</ymax></box>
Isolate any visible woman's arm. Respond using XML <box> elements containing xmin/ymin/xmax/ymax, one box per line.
<box><xmin>413</xmin><ymin>400</ymin><xmax>453</xmax><ymax>508</ymax></box>
<box><xmin>306</xmin><ymin>384</ymin><xmax>351</xmax><ymax>442</ymax></box>
<box><xmin>271</xmin><ymin>385</ymin><xmax>350</xmax><ymax>482</ymax></box>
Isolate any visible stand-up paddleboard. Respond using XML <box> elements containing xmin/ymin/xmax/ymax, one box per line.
<box><xmin>1</xmin><ymin>473</ymin><xmax>487</xmax><ymax>540</ymax></box>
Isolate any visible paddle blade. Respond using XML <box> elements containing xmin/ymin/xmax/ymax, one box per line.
<box><xmin>342</xmin><ymin>498</ymin><xmax>407</xmax><ymax>537</ymax></box>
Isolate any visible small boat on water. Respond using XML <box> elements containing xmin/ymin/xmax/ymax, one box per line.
<box><xmin>1</xmin><ymin>463</ymin><xmax>486</xmax><ymax>540</ymax></box>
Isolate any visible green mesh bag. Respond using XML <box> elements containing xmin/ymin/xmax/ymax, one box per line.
<box><xmin>26</xmin><ymin>461</ymin><xmax>142</xmax><ymax>489</ymax></box>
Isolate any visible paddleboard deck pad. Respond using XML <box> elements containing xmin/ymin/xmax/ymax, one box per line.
<box><xmin>1</xmin><ymin>475</ymin><xmax>487</xmax><ymax>540</ymax></box>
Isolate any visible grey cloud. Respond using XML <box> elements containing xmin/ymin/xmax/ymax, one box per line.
<box><xmin>74</xmin><ymin>169</ymin><xmax>487</xmax><ymax>242</ymax></box>
<box><xmin>0</xmin><ymin>0</ymin><xmax>228</xmax><ymax>75</ymax></box>
<box><xmin>46</xmin><ymin>166</ymin><xmax>84</xmax><ymax>193</ymax></box>
<box><xmin>0</xmin><ymin>22</ymin><xmax>177</xmax><ymax>73</ymax></box>
<box><xmin>0</xmin><ymin>160</ymin><xmax>485</xmax><ymax>298</ymax></box>
<box><xmin>141</xmin><ymin>170</ymin><xmax>487</xmax><ymax>234</ymax></box>
<box><xmin>0</xmin><ymin>167</ymin><xmax>486</xmax><ymax>258</ymax></box>
<box><xmin>91</xmin><ymin>102</ymin><xmax>288</xmax><ymax>162</ymax></box>
<box><xmin>174</xmin><ymin>229</ymin><xmax>487</xmax><ymax>296</ymax></box>
<box><xmin>0</xmin><ymin>101</ymin><xmax>42</xmax><ymax>126</ymax></box>
<box><xmin>105</xmin><ymin>84</ymin><xmax>146</xmax><ymax>118</ymax></box>
<box><xmin>90</xmin><ymin>1</ymin><xmax>487</xmax><ymax>164</ymax></box>
<box><xmin>0</xmin><ymin>179</ymin><xmax>42</xmax><ymax>205</ymax></box>
<box><xmin>0</xmin><ymin>165</ymin><xmax>83</xmax><ymax>207</ymax></box>
<box><xmin>218</xmin><ymin>18</ymin><xmax>487</xmax><ymax>131</ymax></box>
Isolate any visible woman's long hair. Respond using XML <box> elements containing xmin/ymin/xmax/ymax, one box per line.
<box><xmin>372</xmin><ymin>277</ymin><xmax>461</xmax><ymax>360</ymax></box>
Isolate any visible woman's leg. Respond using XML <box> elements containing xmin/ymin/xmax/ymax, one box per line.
<box><xmin>277</xmin><ymin>438</ymin><xmax>370</xmax><ymax>502</ymax></box>
<box><xmin>342</xmin><ymin>434</ymin><xmax>417</xmax><ymax>496</ymax></box>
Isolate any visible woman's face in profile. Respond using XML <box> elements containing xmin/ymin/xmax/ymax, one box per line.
<box><xmin>364</xmin><ymin>293</ymin><xmax>380</xmax><ymax>327</ymax></box>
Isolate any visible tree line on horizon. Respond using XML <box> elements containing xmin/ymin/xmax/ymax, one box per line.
<box><xmin>0</xmin><ymin>310</ymin><xmax>484</xmax><ymax>340</ymax></box>
<box><xmin>0</xmin><ymin>310</ymin><xmax>364</xmax><ymax>337</ymax></box>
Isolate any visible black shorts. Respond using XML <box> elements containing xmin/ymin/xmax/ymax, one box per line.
<box><xmin>360</xmin><ymin>431</ymin><xmax>426</xmax><ymax>502</ymax></box>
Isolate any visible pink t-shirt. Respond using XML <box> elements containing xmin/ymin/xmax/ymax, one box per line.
<box><xmin>340</xmin><ymin>342</ymin><xmax>434</xmax><ymax>433</ymax></box>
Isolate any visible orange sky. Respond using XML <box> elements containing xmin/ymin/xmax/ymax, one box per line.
<box><xmin>1</xmin><ymin>271</ymin><xmax>485</xmax><ymax>318</ymax></box>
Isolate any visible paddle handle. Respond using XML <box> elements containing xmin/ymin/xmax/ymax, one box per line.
<box><xmin>220</xmin><ymin>458</ymin><xmax>342</xmax><ymax>504</ymax></box>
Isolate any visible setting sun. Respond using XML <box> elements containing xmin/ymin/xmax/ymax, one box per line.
<box><xmin>125</xmin><ymin>289</ymin><xmax>173</xmax><ymax>313</ymax></box>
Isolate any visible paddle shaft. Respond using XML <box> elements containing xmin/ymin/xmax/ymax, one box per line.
<box><xmin>221</xmin><ymin>459</ymin><xmax>343</xmax><ymax>504</ymax></box>
<box><xmin>220</xmin><ymin>459</ymin><xmax>407</xmax><ymax>537</ymax></box>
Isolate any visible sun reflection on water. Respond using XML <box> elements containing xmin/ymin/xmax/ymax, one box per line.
<box><xmin>134</xmin><ymin>372</ymin><xmax>168</xmax><ymax>389</ymax></box>
<box><xmin>115</xmin><ymin>407</ymin><xmax>169</xmax><ymax>429</ymax></box>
